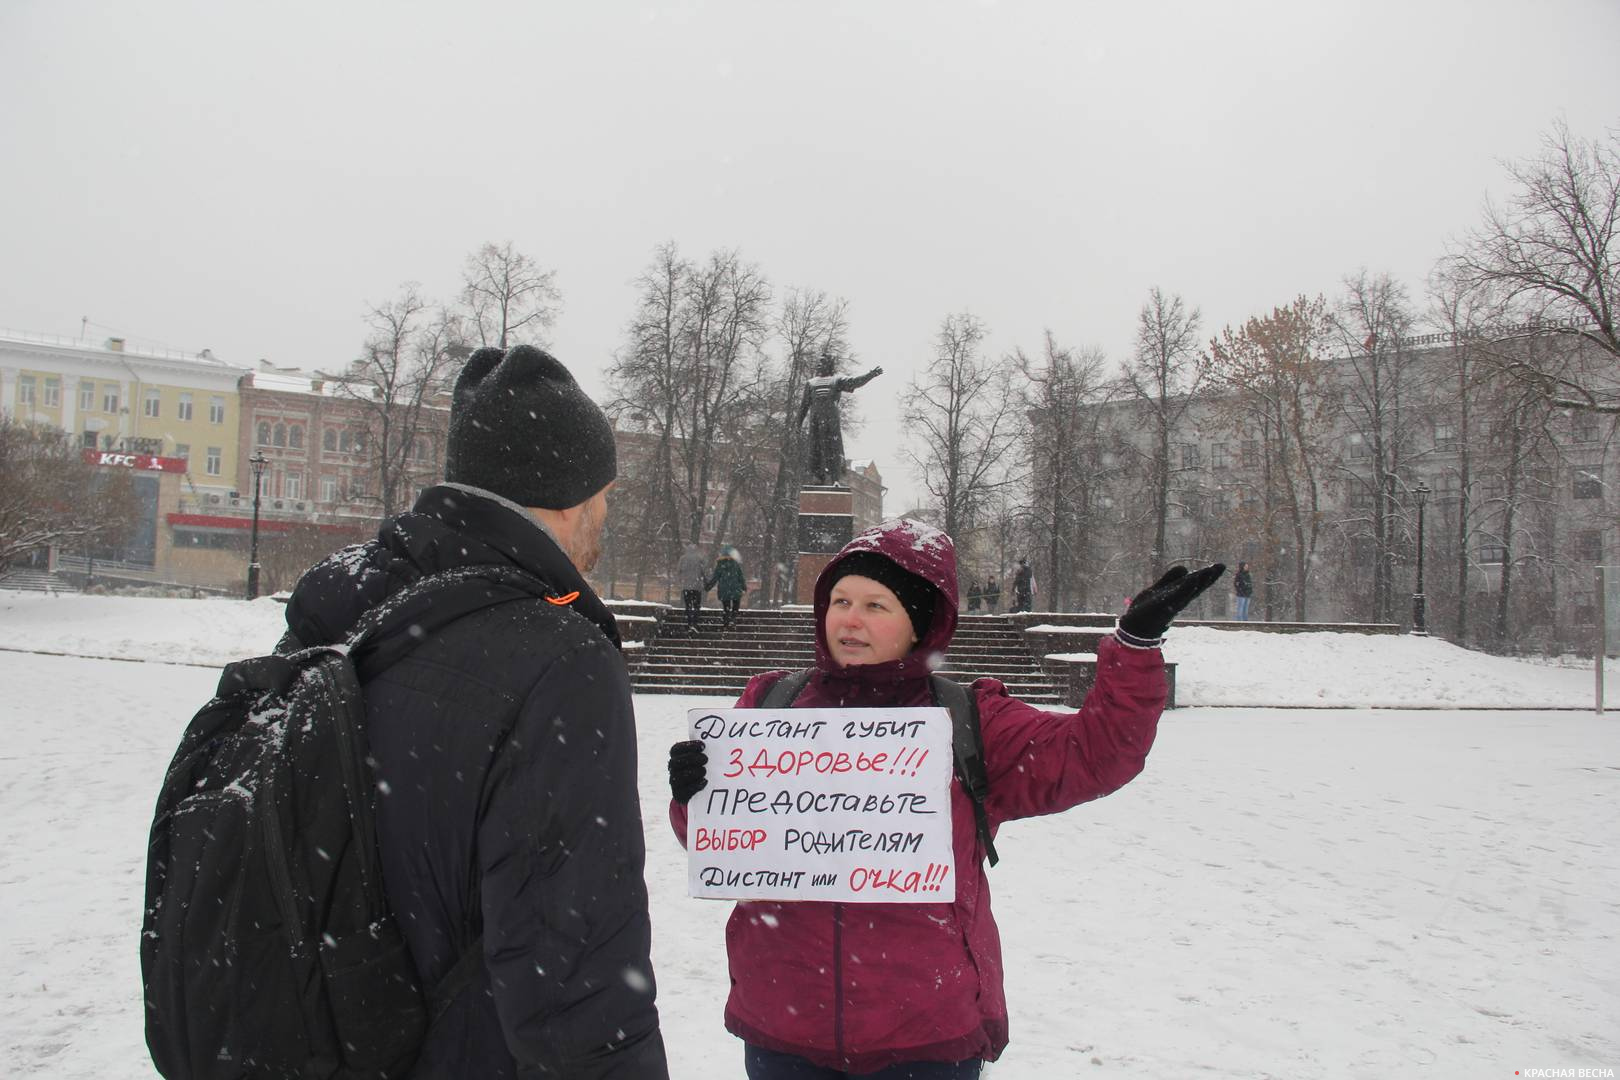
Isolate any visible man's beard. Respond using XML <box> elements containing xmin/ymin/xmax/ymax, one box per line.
<box><xmin>568</xmin><ymin>496</ymin><xmax>605</xmax><ymax>574</ymax></box>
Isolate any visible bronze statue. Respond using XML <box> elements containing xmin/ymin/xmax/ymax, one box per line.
<box><xmin>797</xmin><ymin>353</ymin><xmax>882</xmax><ymax>486</ymax></box>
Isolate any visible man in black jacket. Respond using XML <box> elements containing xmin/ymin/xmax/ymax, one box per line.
<box><xmin>279</xmin><ymin>344</ymin><xmax>669</xmax><ymax>1078</ymax></box>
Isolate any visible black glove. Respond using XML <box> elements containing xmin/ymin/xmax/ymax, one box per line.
<box><xmin>668</xmin><ymin>740</ymin><xmax>709</xmax><ymax>805</ymax></box>
<box><xmin>1117</xmin><ymin>563</ymin><xmax>1226</xmax><ymax>645</ymax></box>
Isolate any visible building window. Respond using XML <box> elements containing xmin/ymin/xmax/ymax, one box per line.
<box><xmin>1241</xmin><ymin>440</ymin><xmax>1259</xmax><ymax>468</ymax></box>
<box><xmin>288</xmin><ymin>424</ymin><xmax>303</xmax><ymax>450</ymax></box>
<box><xmin>43</xmin><ymin>378</ymin><xmax>60</xmax><ymax>407</ymax></box>
<box><xmin>1210</xmin><ymin>443</ymin><xmax>1228</xmax><ymax>470</ymax></box>
<box><xmin>323</xmin><ymin>428</ymin><xmax>337</xmax><ymax>452</ymax></box>
<box><xmin>209</xmin><ymin>396</ymin><xmax>225</xmax><ymax>424</ymax></box>
<box><xmin>1434</xmin><ymin>423</ymin><xmax>1457</xmax><ymax>452</ymax></box>
<box><xmin>81</xmin><ymin>430</ymin><xmax>97</xmax><ymax>448</ymax></box>
<box><xmin>257</xmin><ymin>422</ymin><xmax>271</xmax><ymax>446</ymax></box>
<box><xmin>144</xmin><ymin>389</ymin><xmax>161</xmax><ymax>418</ymax></box>
<box><xmin>284</xmin><ymin>473</ymin><xmax>302</xmax><ymax>501</ymax></box>
<box><xmin>348</xmin><ymin>476</ymin><xmax>366</xmax><ymax>500</ymax></box>
<box><xmin>1573</xmin><ymin>466</ymin><xmax>1604</xmax><ymax>500</ymax></box>
<box><xmin>273</xmin><ymin>423</ymin><xmax>287</xmax><ymax>448</ymax></box>
<box><xmin>1576</xmin><ymin>530</ymin><xmax>1603</xmax><ymax>564</ymax></box>
<box><xmin>339</xmin><ymin>430</ymin><xmax>352</xmax><ymax>453</ymax></box>
<box><xmin>1478</xmin><ymin>544</ymin><xmax>1507</xmax><ymax>564</ymax></box>
<box><xmin>412</xmin><ymin>436</ymin><xmax>431</xmax><ymax>463</ymax></box>
<box><xmin>103</xmin><ymin>385</ymin><xmax>119</xmax><ymax>412</ymax></box>
<box><xmin>177</xmin><ymin>393</ymin><xmax>193</xmax><ymax>421</ymax></box>
<box><xmin>175</xmin><ymin>443</ymin><xmax>190</xmax><ymax>463</ymax></box>
<box><xmin>17</xmin><ymin>376</ymin><xmax>35</xmax><ymax>405</ymax></box>
<box><xmin>1348</xmin><ymin>485</ymin><xmax>1375</xmax><ymax>509</ymax></box>
<box><xmin>205</xmin><ymin>447</ymin><xmax>222</xmax><ymax>476</ymax></box>
<box><xmin>79</xmin><ymin>381</ymin><xmax>95</xmax><ymax>410</ymax></box>
<box><xmin>1181</xmin><ymin>443</ymin><xmax>1201</xmax><ymax>469</ymax></box>
<box><xmin>321</xmin><ymin>476</ymin><xmax>337</xmax><ymax>503</ymax></box>
<box><xmin>1572</xmin><ymin>413</ymin><xmax>1597</xmax><ymax>443</ymax></box>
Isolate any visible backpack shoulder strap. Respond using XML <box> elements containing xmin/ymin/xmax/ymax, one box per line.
<box><xmin>759</xmin><ymin>668</ymin><xmax>813</xmax><ymax>710</ymax></box>
<box><xmin>930</xmin><ymin>674</ymin><xmax>999</xmax><ymax>868</ymax></box>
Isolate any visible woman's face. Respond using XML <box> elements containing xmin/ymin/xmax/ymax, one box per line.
<box><xmin>825</xmin><ymin>574</ymin><xmax>918</xmax><ymax>666</ymax></box>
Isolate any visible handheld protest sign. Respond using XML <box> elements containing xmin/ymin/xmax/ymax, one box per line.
<box><xmin>685</xmin><ymin>707</ymin><xmax>955</xmax><ymax>903</ymax></box>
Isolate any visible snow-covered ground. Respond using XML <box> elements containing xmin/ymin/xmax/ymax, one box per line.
<box><xmin>2</xmin><ymin>593</ymin><xmax>1617</xmax><ymax>1077</ymax></box>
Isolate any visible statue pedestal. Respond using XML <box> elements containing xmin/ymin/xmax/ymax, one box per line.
<box><xmin>796</xmin><ymin>486</ymin><xmax>854</xmax><ymax>604</ymax></box>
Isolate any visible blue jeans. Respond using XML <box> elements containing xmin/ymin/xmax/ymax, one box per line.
<box><xmin>744</xmin><ymin>1045</ymin><xmax>983</xmax><ymax>1079</ymax></box>
<box><xmin>1235</xmin><ymin>595</ymin><xmax>1251</xmax><ymax>621</ymax></box>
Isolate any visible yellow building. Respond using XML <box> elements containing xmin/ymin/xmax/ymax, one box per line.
<box><xmin>2</xmin><ymin>329</ymin><xmax>253</xmax><ymax>589</ymax></box>
<box><xmin>1</xmin><ymin>330</ymin><xmax>248</xmax><ymax>489</ymax></box>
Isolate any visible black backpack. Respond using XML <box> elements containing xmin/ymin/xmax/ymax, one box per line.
<box><xmin>141</xmin><ymin>566</ymin><xmax>546</xmax><ymax>1079</ymax></box>
<box><xmin>760</xmin><ymin>670</ymin><xmax>999</xmax><ymax>867</ymax></box>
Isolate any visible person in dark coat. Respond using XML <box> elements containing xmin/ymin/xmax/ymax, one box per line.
<box><xmin>966</xmin><ymin>577</ymin><xmax>982</xmax><ymax>613</ymax></box>
<box><xmin>985</xmin><ymin>576</ymin><xmax>1000</xmax><ymax>614</ymax></box>
<box><xmin>665</xmin><ymin>520</ymin><xmax>1224</xmax><ymax>1077</ymax></box>
<box><xmin>1233</xmin><ymin>560</ymin><xmax>1254</xmax><ymax>621</ymax></box>
<box><xmin>278</xmin><ymin>344</ymin><xmax>669</xmax><ymax>1080</ymax></box>
<box><xmin>707</xmin><ymin>546</ymin><xmax>748</xmax><ymax>628</ymax></box>
<box><xmin>1011</xmin><ymin>558</ymin><xmax>1034</xmax><ymax>613</ymax></box>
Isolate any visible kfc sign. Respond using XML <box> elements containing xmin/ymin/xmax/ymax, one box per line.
<box><xmin>82</xmin><ymin>450</ymin><xmax>188</xmax><ymax>473</ymax></box>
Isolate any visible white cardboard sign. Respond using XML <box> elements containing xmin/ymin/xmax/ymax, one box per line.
<box><xmin>685</xmin><ymin>706</ymin><xmax>956</xmax><ymax>903</ymax></box>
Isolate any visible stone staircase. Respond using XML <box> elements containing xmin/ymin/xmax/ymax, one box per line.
<box><xmin>627</xmin><ymin>608</ymin><xmax>1065</xmax><ymax>703</ymax></box>
<box><xmin>0</xmin><ymin>568</ymin><xmax>74</xmax><ymax>593</ymax></box>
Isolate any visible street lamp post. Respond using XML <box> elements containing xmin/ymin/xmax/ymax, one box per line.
<box><xmin>1412</xmin><ymin>480</ymin><xmax>1430</xmax><ymax>636</ymax></box>
<box><xmin>246</xmin><ymin>450</ymin><xmax>268</xmax><ymax>600</ymax></box>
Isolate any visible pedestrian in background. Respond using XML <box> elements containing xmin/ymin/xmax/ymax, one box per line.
<box><xmin>708</xmin><ymin>546</ymin><xmax>748</xmax><ymax>629</ymax></box>
<box><xmin>677</xmin><ymin>543</ymin><xmax>709</xmax><ymax>631</ymax></box>
<box><xmin>1011</xmin><ymin>558</ymin><xmax>1035</xmax><ymax>613</ymax></box>
<box><xmin>1233</xmin><ymin>560</ymin><xmax>1254</xmax><ymax>621</ymax></box>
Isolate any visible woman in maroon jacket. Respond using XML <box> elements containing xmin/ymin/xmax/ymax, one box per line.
<box><xmin>669</xmin><ymin>520</ymin><xmax>1222</xmax><ymax>1079</ymax></box>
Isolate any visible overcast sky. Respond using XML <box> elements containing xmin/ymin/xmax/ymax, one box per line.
<box><xmin>3</xmin><ymin>1</ymin><xmax>1617</xmax><ymax>512</ymax></box>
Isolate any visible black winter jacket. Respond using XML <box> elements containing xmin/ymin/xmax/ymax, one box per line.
<box><xmin>280</xmin><ymin>484</ymin><xmax>669</xmax><ymax>1079</ymax></box>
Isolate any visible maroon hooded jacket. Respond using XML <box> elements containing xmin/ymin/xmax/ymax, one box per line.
<box><xmin>671</xmin><ymin>520</ymin><xmax>1168</xmax><ymax>1072</ymax></box>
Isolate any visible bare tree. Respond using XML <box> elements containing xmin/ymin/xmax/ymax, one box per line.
<box><xmin>672</xmin><ymin>250</ymin><xmax>772</xmax><ymax>543</ymax></box>
<box><xmin>903</xmin><ymin>312</ymin><xmax>1019</xmax><ymax>554</ymax></box>
<box><xmin>337</xmin><ymin>285</ymin><xmax>464</xmax><ymax>518</ymax></box>
<box><xmin>1426</xmin><ymin>266</ymin><xmax>1501</xmax><ymax>643</ymax></box>
<box><xmin>1125</xmin><ymin>288</ymin><xmax>1208</xmax><ymax>576</ymax></box>
<box><xmin>754</xmin><ymin>288</ymin><xmax>851</xmax><ymax>604</ymax></box>
<box><xmin>1331</xmin><ymin>270</ymin><xmax>1421</xmax><ymax>623</ymax></box>
<box><xmin>1012</xmin><ymin>333</ymin><xmax>1115</xmax><ymax>611</ymax></box>
<box><xmin>0</xmin><ymin>416</ymin><xmax>142</xmax><ymax>575</ymax></box>
<box><xmin>605</xmin><ymin>243</ymin><xmax>774</xmax><ymax>595</ymax></box>
<box><xmin>460</xmin><ymin>241</ymin><xmax>562</xmax><ymax>349</ymax></box>
<box><xmin>1208</xmin><ymin>296</ymin><xmax>1337</xmax><ymax>621</ymax></box>
<box><xmin>1444</xmin><ymin>121</ymin><xmax>1620</xmax><ymax>413</ymax></box>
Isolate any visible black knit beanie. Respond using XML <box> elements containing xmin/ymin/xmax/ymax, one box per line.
<box><xmin>443</xmin><ymin>344</ymin><xmax>617</xmax><ymax>510</ymax></box>
<box><xmin>827</xmin><ymin>551</ymin><xmax>937</xmax><ymax>641</ymax></box>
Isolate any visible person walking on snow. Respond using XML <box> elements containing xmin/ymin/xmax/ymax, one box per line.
<box><xmin>985</xmin><ymin>576</ymin><xmax>1000</xmax><ymax>614</ymax></box>
<box><xmin>1233</xmin><ymin>560</ymin><xmax>1254</xmax><ymax>621</ymax></box>
<box><xmin>707</xmin><ymin>546</ymin><xmax>748</xmax><ymax>629</ymax></box>
<box><xmin>677</xmin><ymin>543</ymin><xmax>709</xmax><ymax>630</ymax></box>
<box><xmin>1011</xmin><ymin>557</ymin><xmax>1035</xmax><ymax>613</ymax></box>
<box><xmin>667</xmin><ymin>518</ymin><xmax>1223</xmax><ymax>1078</ymax></box>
